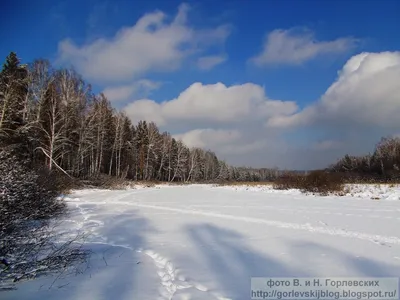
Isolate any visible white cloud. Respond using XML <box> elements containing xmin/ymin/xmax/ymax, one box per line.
<box><xmin>173</xmin><ymin>129</ymin><xmax>269</xmax><ymax>156</ymax></box>
<box><xmin>266</xmin><ymin>51</ymin><xmax>400</xmax><ymax>130</ymax></box>
<box><xmin>122</xmin><ymin>82</ymin><xmax>298</xmax><ymax>167</ymax></box>
<box><xmin>197</xmin><ymin>55</ymin><xmax>227</xmax><ymax>70</ymax></box>
<box><xmin>103</xmin><ymin>80</ymin><xmax>160</xmax><ymax>102</ymax></box>
<box><xmin>124</xmin><ymin>99</ymin><xmax>166</xmax><ymax>126</ymax></box>
<box><xmin>57</xmin><ymin>4</ymin><xmax>231</xmax><ymax>82</ymax></box>
<box><xmin>251</xmin><ymin>28</ymin><xmax>358</xmax><ymax>66</ymax></box>
<box><xmin>123</xmin><ymin>82</ymin><xmax>298</xmax><ymax>126</ymax></box>
<box><xmin>174</xmin><ymin>129</ymin><xmax>241</xmax><ymax>148</ymax></box>
<box><xmin>121</xmin><ymin>51</ymin><xmax>400</xmax><ymax>170</ymax></box>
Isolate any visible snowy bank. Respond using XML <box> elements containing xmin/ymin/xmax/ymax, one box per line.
<box><xmin>3</xmin><ymin>185</ymin><xmax>400</xmax><ymax>300</ymax></box>
<box><xmin>214</xmin><ymin>183</ymin><xmax>400</xmax><ymax>200</ymax></box>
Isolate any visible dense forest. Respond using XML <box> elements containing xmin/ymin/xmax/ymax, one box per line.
<box><xmin>328</xmin><ymin>136</ymin><xmax>400</xmax><ymax>182</ymax></box>
<box><xmin>1</xmin><ymin>51</ymin><xmax>399</xmax><ymax>184</ymax></box>
<box><xmin>0</xmin><ymin>52</ymin><xmax>281</xmax><ymax>183</ymax></box>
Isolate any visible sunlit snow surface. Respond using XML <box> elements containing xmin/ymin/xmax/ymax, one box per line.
<box><xmin>4</xmin><ymin>184</ymin><xmax>400</xmax><ymax>300</ymax></box>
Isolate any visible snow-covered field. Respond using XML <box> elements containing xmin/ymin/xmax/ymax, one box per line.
<box><xmin>3</xmin><ymin>184</ymin><xmax>400</xmax><ymax>300</ymax></box>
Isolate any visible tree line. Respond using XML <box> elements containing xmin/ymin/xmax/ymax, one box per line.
<box><xmin>328</xmin><ymin>136</ymin><xmax>400</xmax><ymax>182</ymax></box>
<box><xmin>0</xmin><ymin>52</ymin><xmax>280</xmax><ymax>183</ymax></box>
<box><xmin>1</xmin><ymin>51</ymin><xmax>398</xmax><ymax>184</ymax></box>
<box><xmin>0</xmin><ymin>52</ymin><xmax>90</xmax><ymax>284</ymax></box>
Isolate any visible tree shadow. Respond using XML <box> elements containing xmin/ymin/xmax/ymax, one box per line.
<box><xmin>65</xmin><ymin>208</ymin><xmax>159</xmax><ymax>300</ymax></box>
<box><xmin>3</xmin><ymin>209</ymin><xmax>157</xmax><ymax>300</ymax></box>
<box><xmin>186</xmin><ymin>223</ymin><xmax>400</xmax><ymax>300</ymax></box>
<box><xmin>185</xmin><ymin>223</ymin><xmax>308</xmax><ymax>299</ymax></box>
<box><xmin>95</xmin><ymin>208</ymin><xmax>158</xmax><ymax>249</ymax></box>
<box><xmin>285</xmin><ymin>239</ymin><xmax>400</xmax><ymax>277</ymax></box>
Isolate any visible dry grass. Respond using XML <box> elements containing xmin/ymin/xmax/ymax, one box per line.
<box><xmin>79</xmin><ymin>176</ymin><xmax>155</xmax><ymax>190</ymax></box>
<box><xmin>79</xmin><ymin>179</ymin><xmax>195</xmax><ymax>190</ymax></box>
<box><xmin>346</xmin><ymin>182</ymin><xmax>400</xmax><ymax>188</ymax></box>
<box><xmin>216</xmin><ymin>181</ymin><xmax>274</xmax><ymax>186</ymax></box>
<box><xmin>159</xmin><ymin>181</ymin><xmax>190</xmax><ymax>186</ymax></box>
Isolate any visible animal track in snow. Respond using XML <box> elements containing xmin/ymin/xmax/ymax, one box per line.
<box><xmin>143</xmin><ymin>249</ymin><xmax>229</xmax><ymax>300</ymax></box>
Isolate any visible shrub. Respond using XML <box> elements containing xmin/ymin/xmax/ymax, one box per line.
<box><xmin>273</xmin><ymin>171</ymin><xmax>344</xmax><ymax>195</ymax></box>
<box><xmin>36</xmin><ymin>167</ymin><xmax>79</xmax><ymax>194</ymax></box>
<box><xmin>0</xmin><ymin>150</ymin><xmax>66</xmax><ymax>222</ymax></box>
<box><xmin>273</xmin><ymin>173</ymin><xmax>304</xmax><ymax>190</ymax></box>
<box><xmin>301</xmin><ymin>170</ymin><xmax>344</xmax><ymax>195</ymax></box>
<box><xmin>0</xmin><ymin>147</ymin><xmax>87</xmax><ymax>287</ymax></box>
<box><xmin>83</xmin><ymin>174</ymin><xmax>129</xmax><ymax>189</ymax></box>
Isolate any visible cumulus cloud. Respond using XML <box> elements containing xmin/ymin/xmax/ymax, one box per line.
<box><xmin>259</xmin><ymin>51</ymin><xmax>400</xmax><ymax>168</ymax></box>
<box><xmin>122</xmin><ymin>82</ymin><xmax>298</xmax><ymax>166</ymax></box>
<box><xmin>174</xmin><ymin>128</ymin><xmax>241</xmax><ymax>148</ymax></box>
<box><xmin>266</xmin><ymin>51</ymin><xmax>400</xmax><ymax>130</ymax></box>
<box><xmin>57</xmin><ymin>4</ymin><xmax>231</xmax><ymax>82</ymax></box>
<box><xmin>173</xmin><ymin>129</ymin><xmax>270</xmax><ymax>156</ymax></box>
<box><xmin>197</xmin><ymin>55</ymin><xmax>227</xmax><ymax>70</ymax></box>
<box><xmin>121</xmin><ymin>51</ymin><xmax>400</xmax><ymax>169</ymax></box>
<box><xmin>123</xmin><ymin>82</ymin><xmax>298</xmax><ymax>126</ymax></box>
<box><xmin>251</xmin><ymin>28</ymin><xmax>358</xmax><ymax>66</ymax></box>
<box><xmin>124</xmin><ymin>99</ymin><xmax>166</xmax><ymax>126</ymax></box>
<box><xmin>103</xmin><ymin>80</ymin><xmax>160</xmax><ymax>102</ymax></box>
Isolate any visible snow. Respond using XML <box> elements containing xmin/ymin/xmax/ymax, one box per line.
<box><xmin>343</xmin><ymin>184</ymin><xmax>400</xmax><ymax>200</ymax></box>
<box><xmin>3</xmin><ymin>184</ymin><xmax>400</xmax><ymax>300</ymax></box>
<box><xmin>217</xmin><ymin>183</ymin><xmax>400</xmax><ymax>200</ymax></box>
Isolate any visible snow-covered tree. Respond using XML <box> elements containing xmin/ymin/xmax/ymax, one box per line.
<box><xmin>0</xmin><ymin>52</ymin><xmax>28</xmax><ymax>143</ymax></box>
<box><xmin>0</xmin><ymin>147</ymin><xmax>86</xmax><ymax>285</ymax></box>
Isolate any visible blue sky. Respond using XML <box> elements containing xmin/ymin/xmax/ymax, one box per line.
<box><xmin>1</xmin><ymin>0</ymin><xmax>400</xmax><ymax>169</ymax></box>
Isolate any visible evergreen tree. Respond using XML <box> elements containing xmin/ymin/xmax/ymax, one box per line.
<box><xmin>0</xmin><ymin>52</ymin><xmax>28</xmax><ymax>144</ymax></box>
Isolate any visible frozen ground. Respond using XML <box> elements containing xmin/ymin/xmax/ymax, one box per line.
<box><xmin>3</xmin><ymin>184</ymin><xmax>400</xmax><ymax>300</ymax></box>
